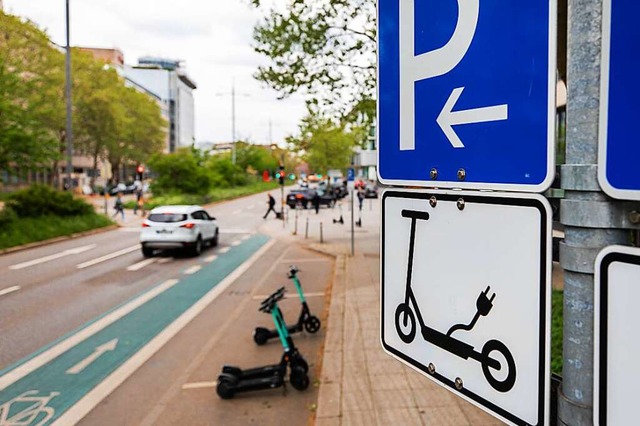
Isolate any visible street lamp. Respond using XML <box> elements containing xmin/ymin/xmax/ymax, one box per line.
<box><xmin>215</xmin><ymin>82</ymin><xmax>250</xmax><ymax>164</ymax></box>
<box><xmin>65</xmin><ymin>0</ymin><xmax>73</xmax><ymax>189</ymax></box>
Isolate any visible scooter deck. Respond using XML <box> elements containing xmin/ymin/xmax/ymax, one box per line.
<box><xmin>222</xmin><ymin>364</ymin><xmax>282</xmax><ymax>380</ymax></box>
<box><xmin>221</xmin><ymin>374</ymin><xmax>285</xmax><ymax>393</ymax></box>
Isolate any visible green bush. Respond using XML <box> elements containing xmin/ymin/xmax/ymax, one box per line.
<box><xmin>0</xmin><ymin>206</ymin><xmax>18</xmax><ymax>226</ymax></box>
<box><xmin>148</xmin><ymin>149</ymin><xmax>211</xmax><ymax>196</ymax></box>
<box><xmin>6</xmin><ymin>185</ymin><xmax>93</xmax><ymax>217</ymax></box>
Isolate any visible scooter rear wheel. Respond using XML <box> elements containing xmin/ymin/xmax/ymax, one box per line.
<box><xmin>304</xmin><ymin>316</ymin><xmax>321</xmax><ymax>333</ymax></box>
<box><xmin>290</xmin><ymin>366</ymin><xmax>310</xmax><ymax>391</ymax></box>
<box><xmin>395</xmin><ymin>303</ymin><xmax>416</xmax><ymax>344</ymax></box>
<box><xmin>216</xmin><ymin>378</ymin><xmax>236</xmax><ymax>399</ymax></box>
<box><xmin>481</xmin><ymin>339</ymin><xmax>516</xmax><ymax>393</ymax></box>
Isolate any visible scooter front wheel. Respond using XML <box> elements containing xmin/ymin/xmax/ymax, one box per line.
<box><xmin>481</xmin><ymin>339</ymin><xmax>516</xmax><ymax>393</ymax></box>
<box><xmin>395</xmin><ymin>303</ymin><xmax>416</xmax><ymax>344</ymax></box>
<box><xmin>304</xmin><ymin>316</ymin><xmax>321</xmax><ymax>333</ymax></box>
<box><xmin>290</xmin><ymin>366</ymin><xmax>310</xmax><ymax>391</ymax></box>
<box><xmin>291</xmin><ymin>356</ymin><xmax>309</xmax><ymax>374</ymax></box>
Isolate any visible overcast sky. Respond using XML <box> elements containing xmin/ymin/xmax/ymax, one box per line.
<box><xmin>3</xmin><ymin>0</ymin><xmax>306</xmax><ymax>146</ymax></box>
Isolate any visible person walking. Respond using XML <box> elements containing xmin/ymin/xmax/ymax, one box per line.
<box><xmin>133</xmin><ymin>188</ymin><xmax>143</xmax><ymax>216</ymax></box>
<box><xmin>357</xmin><ymin>188</ymin><xmax>365</xmax><ymax>211</ymax></box>
<box><xmin>312</xmin><ymin>191</ymin><xmax>321</xmax><ymax>214</ymax></box>
<box><xmin>112</xmin><ymin>192</ymin><xmax>125</xmax><ymax>220</ymax></box>
<box><xmin>263</xmin><ymin>193</ymin><xmax>277</xmax><ymax>219</ymax></box>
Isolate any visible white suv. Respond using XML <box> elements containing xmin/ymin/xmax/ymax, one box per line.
<box><xmin>140</xmin><ymin>205</ymin><xmax>219</xmax><ymax>257</ymax></box>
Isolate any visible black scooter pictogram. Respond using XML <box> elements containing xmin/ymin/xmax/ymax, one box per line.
<box><xmin>394</xmin><ymin>209</ymin><xmax>516</xmax><ymax>393</ymax></box>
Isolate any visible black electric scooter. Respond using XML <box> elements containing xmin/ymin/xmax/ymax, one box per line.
<box><xmin>217</xmin><ymin>287</ymin><xmax>310</xmax><ymax>399</ymax></box>
<box><xmin>394</xmin><ymin>209</ymin><xmax>517</xmax><ymax>393</ymax></box>
<box><xmin>253</xmin><ymin>266</ymin><xmax>321</xmax><ymax>345</ymax></box>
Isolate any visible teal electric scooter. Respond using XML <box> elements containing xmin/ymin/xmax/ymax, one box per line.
<box><xmin>217</xmin><ymin>287</ymin><xmax>310</xmax><ymax>399</ymax></box>
<box><xmin>253</xmin><ymin>266</ymin><xmax>321</xmax><ymax>345</ymax></box>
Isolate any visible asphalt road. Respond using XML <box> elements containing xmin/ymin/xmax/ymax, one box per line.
<box><xmin>0</xmin><ymin>190</ymin><xmax>331</xmax><ymax>425</ymax></box>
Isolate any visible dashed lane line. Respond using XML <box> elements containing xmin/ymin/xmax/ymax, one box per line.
<box><xmin>0</xmin><ymin>286</ymin><xmax>20</xmax><ymax>297</ymax></box>
<box><xmin>183</xmin><ymin>265</ymin><xmax>202</xmax><ymax>275</ymax></box>
<box><xmin>218</xmin><ymin>247</ymin><xmax>231</xmax><ymax>254</ymax></box>
<box><xmin>231</xmin><ymin>240</ymin><xmax>242</xmax><ymax>247</ymax></box>
<box><xmin>127</xmin><ymin>258</ymin><xmax>158</xmax><ymax>271</ymax></box>
<box><xmin>76</xmin><ymin>245</ymin><xmax>139</xmax><ymax>269</ymax></box>
<box><xmin>9</xmin><ymin>244</ymin><xmax>97</xmax><ymax>270</ymax></box>
<box><xmin>204</xmin><ymin>255</ymin><xmax>218</xmax><ymax>263</ymax></box>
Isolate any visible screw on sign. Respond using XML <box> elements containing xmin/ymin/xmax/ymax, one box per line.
<box><xmin>394</xmin><ymin>209</ymin><xmax>516</xmax><ymax>393</ymax></box>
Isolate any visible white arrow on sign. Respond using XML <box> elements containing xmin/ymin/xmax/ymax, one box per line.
<box><xmin>8</xmin><ymin>244</ymin><xmax>97</xmax><ymax>270</ymax></box>
<box><xmin>437</xmin><ymin>87</ymin><xmax>508</xmax><ymax>148</ymax></box>
<box><xmin>66</xmin><ymin>339</ymin><xmax>118</xmax><ymax>375</ymax></box>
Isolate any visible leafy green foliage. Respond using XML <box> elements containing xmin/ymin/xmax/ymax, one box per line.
<box><xmin>551</xmin><ymin>290</ymin><xmax>563</xmax><ymax>375</ymax></box>
<box><xmin>6</xmin><ymin>185</ymin><xmax>93</xmax><ymax>217</ymax></box>
<box><xmin>249</xmin><ymin>0</ymin><xmax>376</xmax><ymax>123</ymax></box>
<box><xmin>0</xmin><ymin>214</ymin><xmax>113</xmax><ymax>250</ymax></box>
<box><xmin>287</xmin><ymin>114</ymin><xmax>365</xmax><ymax>173</ymax></box>
<box><xmin>148</xmin><ymin>149</ymin><xmax>212</xmax><ymax>196</ymax></box>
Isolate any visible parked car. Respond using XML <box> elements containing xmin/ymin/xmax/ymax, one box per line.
<box><xmin>140</xmin><ymin>205</ymin><xmax>219</xmax><ymax>257</ymax></box>
<box><xmin>99</xmin><ymin>182</ymin><xmax>137</xmax><ymax>196</ymax></box>
<box><xmin>286</xmin><ymin>189</ymin><xmax>336</xmax><ymax>209</ymax></box>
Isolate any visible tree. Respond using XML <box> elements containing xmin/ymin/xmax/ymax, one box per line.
<box><xmin>147</xmin><ymin>149</ymin><xmax>211</xmax><ymax>196</ymax></box>
<box><xmin>249</xmin><ymin>0</ymin><xmax>376</xmax><ymax>123</ymax></box>
<box><xmin>235</xmin><ymin>142</ymin><xmax>279</xmax><ymax>175</ymax></box>
<box><xmin>287</xmin><ymin>113</ymin><xmax>365</xmax><ymax>173</ymax></box>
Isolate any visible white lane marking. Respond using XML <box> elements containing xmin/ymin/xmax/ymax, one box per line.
<box><xmin>51</xmin><ymin>239</ymin><xmax>276</xmax><ymax>426</ymax></box>
<box><xmin>0</xmin><ymin>286</ymin><xmax>20</xmax><ymax>297</ymax></box>
<box><xmin>183</xmin><ymin>265</ymin><xmax>201</xmax><ymax>275</ymax></box>
<box><xmin>240</xmin><ymin>235</ymin><xmax>250</xmax><ymax>241</ymax></box>
<box><xmin>77</xmin><ymin>245</ymin><xmax>139</xmax><ymax>269</ymax></box>
<box><xmin>66</xmin><ymin>339</ymin><xmax>119</xmax><ymax>375</ymax></box>
<box><xmin>220</xmin><ymin>229</ymin><xmax>251</xmax><ymax>234</ymax></box>
<box><xmin>182</xmin><ymin>381</ymin><xmax>217</xmax><ymax>390</ymax></box>
<box><xmin>231</xmin><ymin>240</ymin><xmax>242</xmax><ymax>247</ymax></box>
<box><xmin>127</xmin><ymin>258</ymin><xmax>158</xmax><ymax>271</ymax></box>
<box><xmin>251</xmin><ymin>291</ymin><xmax>325</xmax><ymax>300</ymax></box>
<box><xmin>9</xmin><ymin>244</ymin><xmax>97</xmax><ymax>270</ymax></box>
<box><xmin>232</xmin><ymin>209</ymin><xmax>242</xmax><ymax>215</ymax></box>
<box><xmin>218</xmin><ymin>247</ymin><xmax>231</xmax><ymax>254</ymax></box>
<box><xmin>0</xmin><ymin>279</ymin><xmax>179</xmax><ymax>391</ymax></box>
<box><xmin>204</xmin><ymin>255</ymin><xmax>218</xmax><ymax>263</ymax></box>
<box><xmin>157</xmin><ymin>258</ymin><xmax>172</xmax><ymax>264</ymax></box>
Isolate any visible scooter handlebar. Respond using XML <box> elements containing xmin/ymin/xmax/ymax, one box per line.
<box><xmin>259</xmin><ymin>286</ymin><xmax>286</xmax><ymax>312</ymax></box>
<box><xmin>287</xmin><ymin>265</ymin><xmax>299</xmax><ymax>278</ymax></box>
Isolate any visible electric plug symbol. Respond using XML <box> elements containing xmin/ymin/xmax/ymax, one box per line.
<box><xmin>476</xmin><ymin>286</ymin><xmax>496</xmax><ymax>317</ymax></box>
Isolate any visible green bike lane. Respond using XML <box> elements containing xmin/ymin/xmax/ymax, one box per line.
<box><xmin>0</xmin><ymin>234</ymin><xmax>271</xmax><ymax>426</ymax></box>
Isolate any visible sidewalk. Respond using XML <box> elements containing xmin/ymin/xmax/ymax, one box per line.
<box><xmin>259</xmin><ymin>195</ymin><xmax>502</xmax><ymax>425</ymax></box>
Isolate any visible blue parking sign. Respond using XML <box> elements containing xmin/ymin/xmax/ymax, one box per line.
<box><xmin>377</xmin><ymin>0</ymin><xmax>556</xmax><ymax>192</ymax></box>
<box><xmin>598</xmin><ymin>0</ymin><xmax>640</xmax><ymax>200</ymax></box>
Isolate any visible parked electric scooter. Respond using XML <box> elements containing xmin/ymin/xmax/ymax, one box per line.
<box><xmin>217</xmin><ymin>287</ymin><xmax>310</xmax><ymax>399</ymax></box>
<box><xmin>253</xmin><ymin>266</ymin><xmax>321</xmax><ymax>345</ymax></box>
<box><xmin>394</xmin><ymin>209</ymin><xmax>517</xmax><ymax>393</ymax></box>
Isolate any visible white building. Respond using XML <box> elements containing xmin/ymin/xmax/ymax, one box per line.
<box><xmin>124</xmin><ymin>57</ymin><xmax>196</xmax><ymax>152</ymax></box>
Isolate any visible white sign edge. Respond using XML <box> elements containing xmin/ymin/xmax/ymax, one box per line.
<box><xmin>597</xmin><ymin>0</ymin><xmax>640</xmax><ymax>201</ymax></box>
<box><xmin>375</xmin><ymin>0</ymin><xmax>557</xmax><ymax>194</ymax></box>
<box><xmin>378</xmin><ymin>188</ymin><xmax>552</xmax><ymax>426</ymax></box>
<box><xmin>593</xmin><ymin>244</ymin><xmax>640</xmax><ymax>426</ymax></box>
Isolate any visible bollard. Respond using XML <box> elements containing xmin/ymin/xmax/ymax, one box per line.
<box><xmin>305</xmin><ymin>217</ymin><xmax>309</xmax><ymax>239</ymax></box>
<box><xmin>293</xmin><ymin>212</ymin><xmax>298</xmax><ymax>236</ymax></box>
<box><xmin>320</xmin><ymin>222</ymin><xmax>324</xmax><ymax>243</ymax></box>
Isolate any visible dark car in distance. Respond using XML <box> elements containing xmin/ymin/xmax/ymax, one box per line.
<box><xmin>286</xmin><ymin>188</ymin><xmax>336</xmax><ymax>209</ymax></box>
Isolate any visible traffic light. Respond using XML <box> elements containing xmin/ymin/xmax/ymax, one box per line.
<box><xmin>279</xmin><ymin>165</ymin><xmax>285</xmax><ymax>185</ymax></box>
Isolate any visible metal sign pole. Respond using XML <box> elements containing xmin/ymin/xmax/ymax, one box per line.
<box><xmin>350</xmin><ymin>189</ymin><xmax>355</xmax><ymax>256</ymax></box>
<box><xmin>558</xmin><ymin>0</ymin><xmax>630</xmax><ymax>423</ymax></box>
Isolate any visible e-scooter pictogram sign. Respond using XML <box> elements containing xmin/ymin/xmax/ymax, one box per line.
<box><xmin>381</xmin><ymin>189</ymin><xmax>551</xmax><ymax>426</ymax></box>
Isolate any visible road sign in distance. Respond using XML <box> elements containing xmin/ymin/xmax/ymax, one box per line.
<box><xmin>598</xmin><ymin>1</ymin><xmax>640</xmax><ymax>200</ymax></box>
<box><xmin>595</xmin><ymin>245</ymin><xmax>640</xmax><ymax>425</ymax></box>
<box><xmin>377</xmin><ymin>0</ymin><xmax>556</xmax><ymax>192</ymax></box>
<box><xmin>381</xmin><ymin>189</ymin><xmax>551</xmax><ymax>425</ymax></box>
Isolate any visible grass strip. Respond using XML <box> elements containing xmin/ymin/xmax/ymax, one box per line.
<box><xmin>551</xmin><ymin>289</ymin><xmax>563</xmax><ymax>375</ymax></box>
<box><xmin>0</xmin><ymin>214</ymin><xmax>113</xmax><ymax>250</ymax></box>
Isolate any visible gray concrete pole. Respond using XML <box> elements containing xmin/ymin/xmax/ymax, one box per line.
<box><xmin>65</xmin><ymin>0</ymin><xmax>73</xmax><ymax>189</ymax></box>
<box><xmin>231</xmin><ymin>83</ymin><xmax>236</xmax><ymax>165</ymax></box>
<box><xmin>558</xmin><ymin>0</ymin><xmax>629</xmax><ymax>423</ymax></box>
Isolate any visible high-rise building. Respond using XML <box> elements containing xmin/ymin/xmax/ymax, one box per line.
<box><xmin>124</xmin><ymin>57</ymin><xmax>196</xmax><ymax>152</ymax></box>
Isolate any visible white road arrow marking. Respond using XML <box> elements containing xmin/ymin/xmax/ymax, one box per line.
<box><xmin>9</xmin><ymin>244</ymin><xmax>97</xmax><ymax>270</ymax></box>
<box><xmin>66</xmin><ymin>339</ymin><xmax>118</xmax><ymax>375</ymax></box>
<box><xmin>437</xmin><ymin>87</ymin><xmax>508</xmax><ymax>148</ymax></box>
